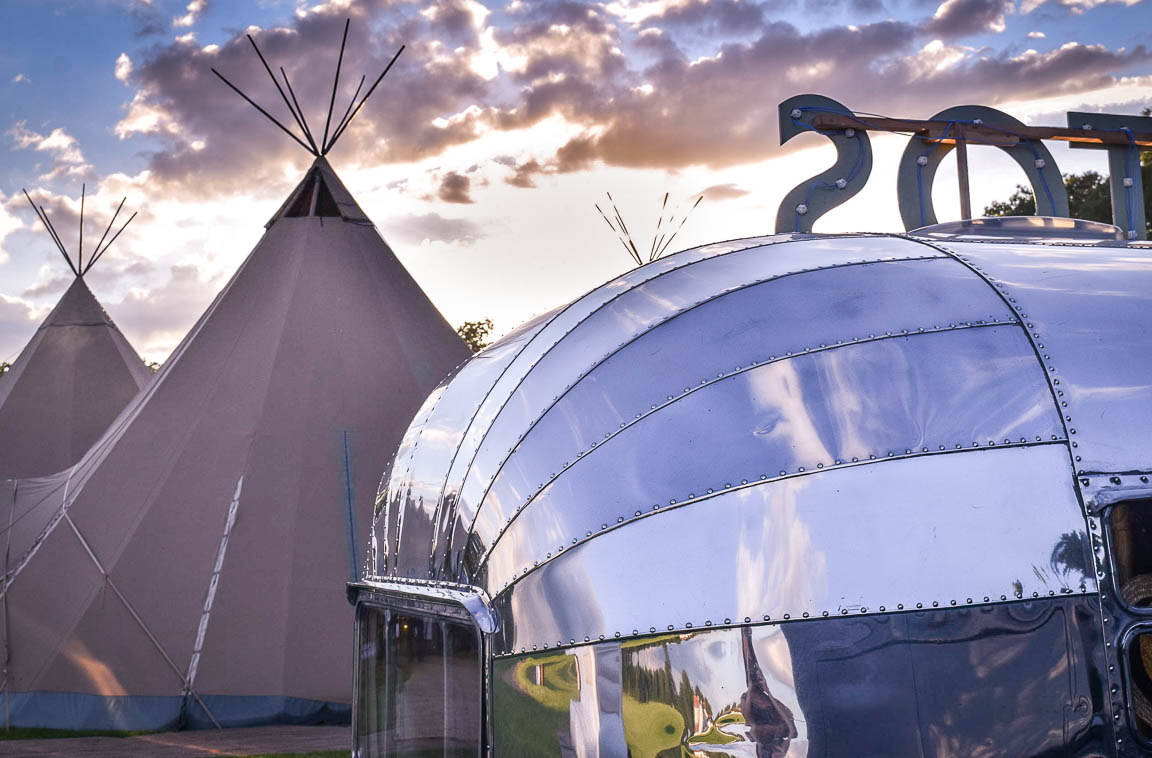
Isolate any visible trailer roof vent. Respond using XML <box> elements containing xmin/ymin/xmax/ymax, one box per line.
<box><xmin>911</xmin><ymin>216</ymin><xmax>1126</xmax><ymax>243</ymax></box>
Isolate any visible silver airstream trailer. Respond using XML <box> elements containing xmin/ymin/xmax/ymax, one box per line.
<box><xmin>347</xmin><ymin>216</ymin><xmax>1152</xmax><ymax>756</ymax></box>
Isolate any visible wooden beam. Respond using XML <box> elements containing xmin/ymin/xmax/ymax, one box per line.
<box><xmin>956</xmin><ymin>139</ymin><xmax>972</xmax><ymax>220</ymax></box>
<box><xmin>809</xmin><ymin>113</ymin><xmax>1152</xmax><ymax>148</ymax></box>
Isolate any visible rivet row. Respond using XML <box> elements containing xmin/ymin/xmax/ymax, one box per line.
<box><xmin>486</xmin><ymin>437</ymin><xmax>1068</xmax><ymax>595</ymax></box>
<box><xmin>492</xmin><ymin>586</ymin><xmax>1090</xmax><ymax>657</ymax></box>
<box><xmin>476</xmin><ymin>319</ymin><xmax>1025</xmax><ymax>571</ymax></box>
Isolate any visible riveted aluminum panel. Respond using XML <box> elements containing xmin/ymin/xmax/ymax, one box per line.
<box><xmin>387</xmin><ymin>311</ymin><xmax>557</xmax><ymax>578</ymax></box>
<box><xmin>943</xmin><ymin>241</ymin><xmax>1152</xmax><ymax>473</ymax></box>
<box><xmin>451</xmin><ymin>237</ymin><xmax>946</xmax><ymax>567</ymax></box>
<box><xmin>479</xmin><ymin>325</ymin><xmax>1063</xmax><ymax>589</ymax></box>
<box><xmin>384</xmin><ymin>235</ymin><xmax>792</xmax><ymax>578</ymax></box>
<box><xmin>490</xmin><ymin>444</ymin><xmax>1091</xmax><ymax>655</ymax></box>
<box><xmin>470</xmin><ymin>258</ymin><xmax>1016</xmax><ymax>568</ymax></box>
<box><xmin>491</xmin><ymin>596</ymin><xmax>1108</xmax><ymax>757</ymax></box>
<box><xmin>378</xmin><ymin>382</ymin><xmax>447</xmax><ymax>576</ymax></box>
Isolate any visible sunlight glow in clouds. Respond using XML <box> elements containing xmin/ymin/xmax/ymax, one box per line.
<box><xmin>0</xmin><ymin>0</ymin><xmax>1149</xmax><ymax>363</ymax></box>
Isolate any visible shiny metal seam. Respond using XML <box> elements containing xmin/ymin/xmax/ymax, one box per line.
<box><xmin>474</xmin><ymin>319</ymin><xmax>1025</xmax><ymax>573</ymax></box>
<box><xmin>487</xmin><ymin>439</ymin><xmax>1069</xmax><ymax>599</ymax></box>
<box><xmin>1069</xmin><ymin>474</ymin><xmax>1140</xmax><ymax>747</ymax></box>
<box><xmin>489</xmin><ymin>590</ymin><xmax>1094</xmax><ymax>658</ymax></box>
<box><xmin>908</xmin><ymin>234</ymin><xmax>1133</xmax><ymax>249</ymax></box>
<box><xmin>460</xmin><ymin>251</ymin><xmax>952</xmax><ymax>565</ymax></box>
<box><xmin>438</xmin><ymin>234</ymin><xmax>855</xmax><ymax>573</ymax></box>
<box><xmin>1080</xmin><ymin>469</ymin><xmax>1152</xmax><ymax>478</ymax></box>
<box><xmin>388</xmin><ymin>385</ymin><xmax>452</xmax><ymax>575</ymax></box>
<box><xmin>899</xmin><ymin>236</ymin><xmax>1079</xmax><ymax>472</ymax></box>
<box><xmin>426</xmin><ymin>235</ymin><xmax>814</xmax><ymax>576</ymax></box>
<box><xmin>897</xmin><ymin>235</ymin><xmax>1119</xmax><ymax>740</ymax></box>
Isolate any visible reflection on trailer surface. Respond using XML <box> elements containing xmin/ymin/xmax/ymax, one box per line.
<box><xmin>349</xmin><ymin>227</ymin><xmax>1152</xmax><ymax>756</ymax></box>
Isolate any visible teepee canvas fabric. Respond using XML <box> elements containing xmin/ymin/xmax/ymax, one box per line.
<box><xmin>0</xmin><ymin>157</ymin><xmax>469</xmax><ymax>730</ymax></box>
<box><xmin>0</xmin><ymin>277</ymin><xmax>151</xmax><ymax>479</ymax></box>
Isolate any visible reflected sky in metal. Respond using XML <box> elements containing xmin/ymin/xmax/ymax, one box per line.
<box><xmin>480</xmin><ymin>326</ymin><xmax>1062</xmax><ymax>589</ymax></box>
<box><xmin>379</xmin><ymin>234</ymin><xmax>965</xmax><ymax>580</ymax></box>
<box><xmin>490</xmin><ymin>594</ymin><xmax>1107</xmax><ymax>757</ymax></box>
<box><xmin>944</xmin><ymin>241</ymin><xmax>1152</xmax><ymax>474</ymax></box>
<box><xmin>386</xmin><ymin>234</ymin><xmax>792</xmax><ymax>577</ymax></box>
<box><xmin>469</xmin><ymin>257</ymin><xmax>1019</xmax><ymax>569</ymax></box>
<box><xmin>491</xmin><ymin>444</ymin><xmax>1091</xmax><ymax>654</ymax></box>
<box><xmin>452</xmin><ymin>237</ymin><xmax>944</xmax><ymax>565</ymax></box>
<box><xmin>386</xmin><ymin>310</ymin><xmax>556</xmax><ymax>576</ymax></box>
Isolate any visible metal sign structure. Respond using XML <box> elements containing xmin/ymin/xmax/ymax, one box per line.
<box><xmin>776</xmin><ymin>94</ymin><xmax>1152</xmax><ymax>239</ymax></box>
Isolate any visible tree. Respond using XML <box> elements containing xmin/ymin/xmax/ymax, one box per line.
<box><xmin>456</xmin><ymin>319</ymin><xmax>494</xmax><ymax>353</ymax></box>
<box><xmin>985</xmin><ymin>112</ymin><xmax>1152</xmax><ymax>233</ymax></box>
<box><xmin>0</xmin><ymin>362</ymin><xmax>9</xmax><ymax>378</ymax></box>
<box><xmin>984</xmin><ymin>168</ymin><xmax>1150</xmax><ymax>234</ymax></box>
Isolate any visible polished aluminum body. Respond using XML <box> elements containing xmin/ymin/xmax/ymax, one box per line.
<box><xmin>352</xmin><ymin>230</ymin><xmax>1152</xmax><ymax>756</ymax></box>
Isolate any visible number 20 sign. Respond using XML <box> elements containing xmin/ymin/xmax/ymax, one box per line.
<box><xmin>774</xmin><ymin>93</ymin><xmax>1151</xmax><ymax>240</ymax></box>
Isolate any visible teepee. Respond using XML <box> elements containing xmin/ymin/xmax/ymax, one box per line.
<box><xmin>0</xmin><ymin>22</ymin><xmax>468</xmax><ymax>731</ymax></box>
<box><xmin>0</xmin><ymin>190</ymin><xmax>149</xmax><ymax>479</ymax></box>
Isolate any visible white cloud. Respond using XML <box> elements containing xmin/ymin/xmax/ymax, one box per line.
<box><xmin>1022</xmin><ymin>0</ymin><xmax>1141</xmax><ymax>13</ymax></box>
<box><xmin>1028</xmin><ymin>30</ymin><xmax>1046</xmax><ymax>38</ymax></box>
<box><xmin>115</xmin><ymin>53</ymin><xmax>133</xmax><ymax>83</ymax></box>
<box><xmin>173</xmin><ymin>0</ymin><xmax>207</xmax><ymax>28</ymax></box>
<box><xmin>0</xmin><ymin>191</ymin><xmax>26</xmax><ymax>266</ymax></box>
<box><xmin>11</xmin><ymin>73</ymin><xmax>28</xmax><ymax>85</ymax></box>
<box><xmin>7</xmin><ymin>123</ymin><xmax>92</xmax><ymax>182</ymax></box>
<box><xmin>115</xmin><ymin>90</ymin><xmax>183</xmax><ymax>139</ymax></box>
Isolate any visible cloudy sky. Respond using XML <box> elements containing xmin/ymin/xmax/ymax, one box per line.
<box><xmin>0</xmin><ymin>0</ymin><xmax>1148</xmax><ymax>363</ymax></box>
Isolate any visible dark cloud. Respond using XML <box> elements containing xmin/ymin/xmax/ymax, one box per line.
<box><xmin>634</xmin><ymin>0</ymin><xmax>767</xmax><ymax>35</ymax></box>
<box><xmin>117</xmin><ymin>0</ymin><xmax>494</xmax><ymax>197</ymax></box>
<box><xmin>112</xmin><ymin>263</ymin><xmax>222</xmax><ymax>358</ymax></box>
<box><xmin>386</xmin><ymin>212</ymin><xmax>484</xmax><ymax>245</ymax></box>
<box><xmin>699</xmin><ymin>183</ymin><xmax>750</xmax><ymax>200</ymax></box>
<box><xmin>921</xmin><ymin>0</ymin><xmax>1012</xmax><ymax>38</ymax></box>
<box><xmin>109</xmin><ymin>0</ymin><xmax>1152</xmax><ymax>193</ymax></box>
<box><xmin>437</xmin><ymin>171</ymin><xmax>473</xmax><ymax>203</ymax></box>
<box><xmin>0</xmin><ymin>295</ymin><xmax>37</xmax><ymax>362</ymax></box>
<box><xmin>128</xmin><ymin>0</ymin><xmax>165</xmax><ymax>37</ymax></box>
<box><xmin>538</xmin><ymin>22</ymin><xmax>1150</xmax><ymax>171</ymax></box>
<box><xmin>22</xmin><ymin>276</ymin><xmax>71</xmax><ymax>299</ymax></box>
<box><xmin>506</xmin><ymin>160</ymin><xmax>544</xmax><ymax>188</ymax></box>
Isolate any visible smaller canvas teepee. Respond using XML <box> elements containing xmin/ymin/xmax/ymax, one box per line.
<box><xmin>0</xmin><ymin>189</ymin><xmax>149</xmax><ymax>479</ymax></box>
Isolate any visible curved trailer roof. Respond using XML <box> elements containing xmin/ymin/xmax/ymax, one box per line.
<box><xmin>370</xmin><ymin>231</ymin><xmax>1152</xmax><ymax>653</ymax></box>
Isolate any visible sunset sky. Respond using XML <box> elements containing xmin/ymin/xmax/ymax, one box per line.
<box><xmin>0</xmin><ymin>0</ymin><xmax>1149</xmax><ymax>363</ymax></box>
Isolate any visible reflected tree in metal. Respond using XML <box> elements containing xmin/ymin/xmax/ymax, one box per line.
<box><xmin>353</xmin><ymin>230</ymin><xmax>1152</xmax><ymax>756</ymax></box>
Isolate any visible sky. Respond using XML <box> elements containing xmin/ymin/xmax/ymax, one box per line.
<box><xmin>0</xmin><ymin>0</ymin><xmax>1149</xmax><ymax>364</ymax></box>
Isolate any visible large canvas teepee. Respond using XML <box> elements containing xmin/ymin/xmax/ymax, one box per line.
<box><xmin>0</xmin><ymin>33</ymin><xmax>469</xmax><ymax>729</ymax></box>
<box><xmin>0</xmin><ymin>192</ymin><xmax>150</xmax><ymax>479</ymax></box>
<box><xmin>0</xmin><ymin>279</ymin><xmax>151</xmax><ymax>479</ymax></box>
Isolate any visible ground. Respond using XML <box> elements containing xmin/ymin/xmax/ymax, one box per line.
<box><xmin>0</xmin><ymin>725</ymin><xmax>350</xmax><ymax>757</ymax></box>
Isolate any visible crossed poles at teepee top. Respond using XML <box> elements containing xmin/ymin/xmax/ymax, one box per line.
<box><xmin>21</xmin><ymin>186</ymin><xmax>137</xmax><ymax>278</ymax></box>
<box><xmin>211</xmin><ymin>18</ymin><xmax>404</xmax><ymax>157</ymax></box>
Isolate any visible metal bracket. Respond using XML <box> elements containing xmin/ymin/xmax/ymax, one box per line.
<box><xmin>897</xmin><ymin>105</ymin><xmax>1068</xmax><ymax>231</ymax></box>
<box><xmin>1068</xmin><ymin>111</ymin><xmax>1152</xmax><ymax>241</ymax></box>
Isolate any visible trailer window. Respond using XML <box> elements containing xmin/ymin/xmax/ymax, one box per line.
<box><xmin>1109</xmin><ymin>499</ymin><xmax>1152</xmax><ymax>740</ymax></box>
<box><xmin>1108</xmin><ymin>499</ymin><xmax>1152</xmax><ymax>604</ymax></box>
<box><xmin>355</xmin><ymin>604</ymin><xmax>481</xmax><ymax>758</ymax></box>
